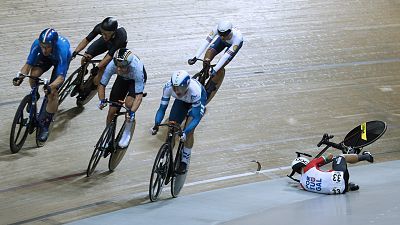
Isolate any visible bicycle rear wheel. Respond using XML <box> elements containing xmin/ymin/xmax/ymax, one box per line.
<box><xmin>86</xmin><ymin>122</ymin><xmax>114</xmax><ymax>177</ymax></box>
<box><xmin>171</xmin><ymin>143</ymin><xmax>187</xmax><ymax>198</ymax></box>
<box><xmin>149</xmin><ymin>143</ymin><xmax>171</xmax><ymax>202</ymax></box>
<box><xmin>108</xmin><ymin>122</ymin><xmax>130</xmax><ymax>171</ymax></box>
<box><xmin>76</xmin><ymin>74</ymin><xmax>97</xmax><ymax>107</ymax></box>
<box><xmin>10</xmin><ymin>95</ymin><xmax>32</xmax><ymax>153</ymax></box>
<box><xmin>58</xmin><ymin>68</ymin><xmax>80</xmax><ymax>105</ymax></box>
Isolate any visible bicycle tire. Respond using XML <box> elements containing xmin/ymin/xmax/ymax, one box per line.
<box><xmin>108</xmin><ymin>122</ymin><xmax>130</xmax><ymax>171</ymax></box>
<box><xmin>10</xmin><ymin>95</ymin><xmax>32</xmax><ymax>153</ymax></box>
<box><xmin>149</xmin><ymin>143</ymin><xmax>171</xmax><ymax>202</ymax></box>
<box><xmin>171</xmin><ymin>142</ymin><xmax>187</xmax><ymax>198</ymax></box>
<box><xmin>108</xmin><ymin>148</ymin><xmax>127</xmax><ymax>172</ymax></box>
<box><xmin>58</xmin><ymin>68</ymin><xmax>80</xmax><ymax>105</ymax></box>
<box><xmin>86</xmin><ymin>122</ymin><xmax>114</xmax><ymax>177</ymax></box>
<box><xmin>76</xmin><ymin>72</ymin><xmax>97</xmax><ymax>107</ymax></box>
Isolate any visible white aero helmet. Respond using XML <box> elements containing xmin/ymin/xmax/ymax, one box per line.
<box><xmin>171</xmin><ymin>70</ymin><xmax>190</xmax><ymax>97</ymax></box>
<box><xmin>291</xmin><ymin>157</ymin><xmax>310</xmax><ymax>173</ymax></box>
<box><xmin>217</xmin><ymin>21</ymin><xmax>233</xmax><ymax>36</ymax></box>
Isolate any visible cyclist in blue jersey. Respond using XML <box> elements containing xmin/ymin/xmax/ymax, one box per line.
<box><xmin>97</xmin><ymin>48</ymin><xmax>146</xmax><ymax>152</ymax></box>
<box><xmin>151</xmin><ymin>70</ymin><xmax>207</xmax><ymax>174</ymax></box>
<box><xmin>13</xmin><ymin>28</ymin><xmax>71</xmax><ymax>142</ymax></box>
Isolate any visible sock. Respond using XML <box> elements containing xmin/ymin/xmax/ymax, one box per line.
<box><xmin>182</xmin><ymin>147</ymin><xmax>191</xmax><ymax>164</ymax></box>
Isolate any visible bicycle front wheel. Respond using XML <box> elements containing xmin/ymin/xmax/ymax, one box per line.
<box><xmin>86</xmin><ymin>122</ymin><xmax>114</xmax><ymax>177</ymax></box>
<box><xmin>171</xmin><ymin>143</ymin><xmax>188</xmax><ymax>198</ymax></box>
<box><xmin>10</xmin><ymin>95</ymin><xmax>32</xmax><ymax>153</ymax></box>
<box><xmin>149</xmin><ymin>143</ymin><xmax>171</xmax><ymax>202</ymax></box>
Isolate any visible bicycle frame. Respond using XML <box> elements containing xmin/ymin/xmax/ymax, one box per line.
<box><xmin>10</xmin><ymin>75</ymin><xmax>49</xmax><ymax>153</ymax></box>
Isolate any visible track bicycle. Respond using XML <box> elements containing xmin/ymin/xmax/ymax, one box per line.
<box><xmin>58</xmin><ymin>53</ymin><xmax>100</xmax><ymax>107</ymax></box>
<box><xmin>149</xmin><ymin>122</ymin><xmax>189</xmax><ymax>202</ymax></box>
<box><xmin>86</xmin><ymin>100</ymin><xmax>135</xmax><ymax>177</ymax></box>
<box><xmin>190</xmin><ymin>58</ymin><xmax>220</xmax><ymax>104</ymax></box>
<box><xmin>10</xmin><ymin>75</ymin><xmax>51</xmax><ymax>153</ymax></box>
<box><xmin>287</xmin><ymin>120</ymin><xmax>387</xmax><ymax>181</ymax></box>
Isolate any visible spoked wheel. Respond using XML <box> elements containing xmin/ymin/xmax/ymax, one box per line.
<box><xmin>149</xmin><ymin>143</ymin><xmax>171</xmax><ymax>202</ymax></box>
<box><xmin>10</xmin><ymin>95</ymin><xmax>32</xmax><ymax>153</ymax></box>
<box><xmin>86</xmin><ymin>122</ymin><xmax>114</xmax><ymax>177</ymax></box>
<box><xmin>171</xmin><ymin>144</ymin><xmax>188</xmax><ymax>198</ymax></box>
<box><xmin>58</xmin><ymin>68</ymin><xmax>80</xmax><ymax>105</ymax></box>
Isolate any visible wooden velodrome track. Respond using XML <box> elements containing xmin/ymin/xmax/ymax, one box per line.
<box><xmin>1</xmin><ymin>0</ymin><xmax>399</xmax><ymax>224</ymax></box>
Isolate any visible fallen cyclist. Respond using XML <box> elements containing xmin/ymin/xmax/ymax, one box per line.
<box><xmin>289</xmin><ymin>151</ymin><xmax>374</xmax><ymax>194</ymax></box>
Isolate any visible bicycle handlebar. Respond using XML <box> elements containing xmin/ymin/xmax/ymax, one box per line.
<box><xmin>104</xmin><ymin>99</ymin><xmax>132</xmax><ymax>113</ymax></box>
<box><xmin>18</xmin><ymin>74</ymin><xmax>49</xmax><ymax>86</ymax></box>
<box><xmin>191</xmin><ymin>58</ymin><xmax>216</xmax><ymax>67</ymax></box>
<box><xmin>154</xmin><ymin>122</ymin><xmax>183</xmax><ymax>136</ymax></box>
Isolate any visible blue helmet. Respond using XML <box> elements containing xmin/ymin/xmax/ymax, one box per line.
<box><xmin>38</xmin><ymin>28</ymin><xmax>58</xmax><ymax>47</ymax></box>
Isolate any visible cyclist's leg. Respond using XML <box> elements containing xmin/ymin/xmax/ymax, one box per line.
<box><xmin>78</xmin><ymin>38</ymin><xmax>107</xmax><ymax>97</ymax></box>
<box><xmin>117</xmin><ymin>79</ymin><xmax>136</xmax><ymax>148</ymax></box>
<box><xmin>332</xmin><ymin>156</ymin><xmax>350</xmax><ymax>193</ymax></box>
<box><xmin>34</xmin><ymin>59</ymin><xmax>55</xmax><ymax>142</ymax></box>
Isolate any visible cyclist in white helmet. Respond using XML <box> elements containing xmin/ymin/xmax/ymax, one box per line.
<box><xmin>151</xmin><ymin>70</ymin><xmax>207</xmax><ymax>174</ymax></box>
<box><xmin>188</xmin><ymin>21</ymin><xmax>243</xmax><ymax>102</ymax></box>
<box><xmin>290</xmin><ymin>152</ymin><xmax>374</xmax><ymax>194</ymax></box>
<box><xmin>97</xmin><ymin>48</ymin><xmax>146</xmax><ymax>153</ymax></box>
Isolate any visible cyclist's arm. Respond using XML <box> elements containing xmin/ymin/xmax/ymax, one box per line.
<box><xmin>130</xmin><ymin>94</ymin><xmax>143</xmax><ymax>113</ymax></box>
<box><xmin>155</xmin><ymin>83</ymin><xmax>172</xmax><ymax>125</ymax></box>
<box><xmin>213</xmin><ymin>41</ymin><xmax>241</xmax><ymax>72</ymax></box>
<box><xmin>98</xmin><ymin>54</ymin><xmax>113</xmax><ymax>70</ymax></box>
<box><xmin>19</xmin><ymin>64</ymin><xmax>32</xmax><ymax>76</ymax></box>
<box><xmin>98</xmin><ymin>84</ymin><xmax>106</xmax><ymax>101</ymax></box>
<box><xmin>183</xmin><ymin>101</ymin><xmax>204</xmax><ymax>135</ymax></box>
<box><xmin>73</xmin><ymin>38</ymin><xmax>90</xmax><ymax>54</ymax></box>
<box><xmin>98</xmin><ymin>61</ymin><xmax>115</xmax><ymax>99</ymax></box>
<box><xmin>195</xmin><ymin>26</ymin><xmax>218</xmax><ymax>59</ymax></box>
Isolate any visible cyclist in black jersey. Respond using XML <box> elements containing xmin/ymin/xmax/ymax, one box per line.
<box><xmin>71</xmin><ymin>17</ymin><xmax>128</xmax><ymax>101</ymax></box>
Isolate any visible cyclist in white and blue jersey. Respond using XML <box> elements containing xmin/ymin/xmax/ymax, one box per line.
<box><xmin>151</xmin><ymin>70</ymin><xmax>207</xmax><ymax>174</ymax></box>
<box><xmin>97</xmin><ymin>48</ymin><xmax>146</xmax><ymax>150</ymax></box>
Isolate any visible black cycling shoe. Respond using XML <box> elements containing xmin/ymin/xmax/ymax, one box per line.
<box><xmin>103</xmin><ymin>144</ymin><xmax>114</xmax><ymax>158</ymax></box>
<box><xmin>349</xmin><ymin>182</ymin><xmax>360</xmax><ymax>191</ymax></box>
<box><xmin>37</xmin><ymin>126</ymin><xmax>49</xmax><ymax>142</ymax></box>
<box><xmin>175</xmin><ymin>162</ymin><xmax>188</xmax><ymax>175</ymax></box>
<box><xmin>362</xmin><ymin>151</ymin><xmax>374</xmax><ymax>163</ymax></box>
<box><xmin>70</xmin><ymin>85</ymin><xmax>81</xmax><ymax>97</ymax></box>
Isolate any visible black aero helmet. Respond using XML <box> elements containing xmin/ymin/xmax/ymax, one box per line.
<box><xmin>101</xmin><ymin>17</ymin><xmax>118</xmax><ymax>32</ymax></box>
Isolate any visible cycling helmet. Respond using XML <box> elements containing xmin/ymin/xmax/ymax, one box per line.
<box><xmin>171</xmin><ymin>70</ymin><xmax>190</xmax><ymax>96</ymax></box>
<box><xmin>113</xmin><ymin>48</ymin><xmax>133</xmax><ymax>67</ymax></box>
<box><xmin>291</xmin><ymin>157</ymin><xmax>309</xmax><ymax>173</ymax></box>
<box><xmin>38</xmin><ymin>28</ymin><xmax>58</xmax><ymax>47</ymax></box>
<box><xmin>217</xmin><ymin>21</ymin><xmax>233</xmax><ymax>37</ymax></box>
<box><xmin>101</xmin><ymin>17</ymin><xmax>118</xmax><ymax>32</ymax></box>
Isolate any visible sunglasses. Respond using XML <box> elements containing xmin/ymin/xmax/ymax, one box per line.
<box><xmin>218</xmin><ymin>29</ymin><xmax>231</xmax><ymax>37</ymax></box>
<box><xmin>113</xmin><ymin>58</ymin><xmax>129</xmax><ymax>67</ymax></box>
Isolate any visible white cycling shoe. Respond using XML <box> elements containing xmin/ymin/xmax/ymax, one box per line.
<box><xmin>118</xmin><ymin>131</ymin><xmax>131</xmax><ymax>148</ymax></box>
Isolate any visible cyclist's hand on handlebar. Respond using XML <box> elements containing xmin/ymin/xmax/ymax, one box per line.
<box><xmin>43</xmin><ymin>84</ymin><xmax>52</xmax><ymax>95</ymax></box>
<box><xmin>210</xmin><ymin>68</ymin><xmax>217</xmax><ymax>77</ymax></box>
<box><xmin>126</xmin><ymin>111</ymin><xmax>135</xmax><ymax>121</ymax></box>
<box><xmin>151</xmin><ymin>125</ymin><xmax>159</xmax><ymax>135</ymax></box>
<box><xmin>71</xmin><ymin>51</ymin><xmax>78</xmax><ymax>60</ymax></box>
<box><xmin>203</xmin><ymin>59</ymin><xmax>211</xmax><ymax>68</ymax></box>
<box><xmin>98</xmin><ymin>99</ymin><xmax>107</xmax><ymax>110</ymax></box>
<box><xmin>188</xmin><ymin>57</ymin><xmax>197</xmax><ymax>65</ymax></box>
<box><xmin>180</xmin><ymin>132</ymin><xmax>187</xmax><ymax>142</ymax></box>
<box><xmin>12</xmin><ymin>73</ymin><xmax>24</xmax><ymax>86</ymax></box>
